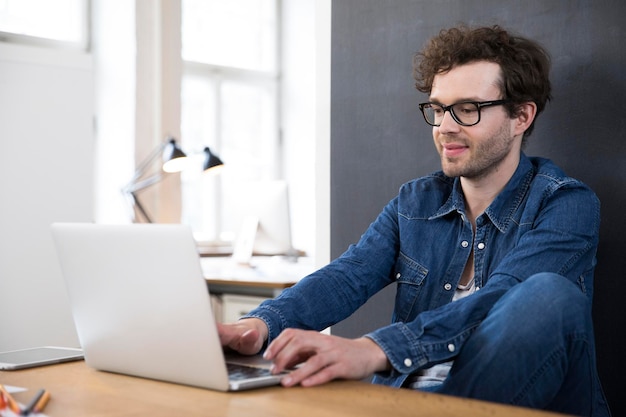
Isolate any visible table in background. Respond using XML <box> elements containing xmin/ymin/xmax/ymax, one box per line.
<box><xmin>1</xmin><ymin>361</ymin><xmax>571</xmax><ymax>417</ymax></box>
<box><xmin>202</xmin><ymin>255</ymin><xmax>314</xmax><ymax>322</ymax></box>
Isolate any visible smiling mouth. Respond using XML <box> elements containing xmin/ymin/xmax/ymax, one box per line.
<box><xmin>442</xmin><ymin>143</ymin><xmax>468</xmax><ymax>158</ymax></box>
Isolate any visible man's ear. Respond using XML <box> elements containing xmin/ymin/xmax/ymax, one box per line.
<box><xmin>514</xmin><ymin>102</ymin><xmax>537</xmax><ymax>136</ymax></box>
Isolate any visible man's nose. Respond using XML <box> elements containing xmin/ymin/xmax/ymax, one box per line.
<box><xmin>437</xmin><ymin>109</ymin><xmax>461</xmax><ymax>132</ymax></box>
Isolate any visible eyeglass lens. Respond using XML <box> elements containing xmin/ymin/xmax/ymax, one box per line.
<box><xmin>422</xmin><ymin>102</ymin><xmax>481</xmax><ymax>126</ymax></box>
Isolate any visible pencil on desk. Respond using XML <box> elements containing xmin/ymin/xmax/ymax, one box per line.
<box><xmin>21</xmin><ymin>390</ymin><xmax>50</xmax><ymax>416</ymax></box>
<box><xmin>21</xmin><ymin>388</ymin><xmax>49</xmax><ymax>416</ymax></box>
<box><xmin>0</xmin><ymin>384</ymin><xmax>22</xmax><ymax>414</ymax></box>
<box><xmin>32</xmin><ymin>390</ymin><xmax>50</xmax><ymax>414</ymax></box>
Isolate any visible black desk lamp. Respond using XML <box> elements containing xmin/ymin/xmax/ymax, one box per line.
<box><xmin>203</xmin><ymin>146</ymin><xmax>224</xmax><ymax>172</ymax></box>
<box><xmin>122</xmin><ymin>137</ymin><xmax>224</xmax><ymax>223</ymax></box>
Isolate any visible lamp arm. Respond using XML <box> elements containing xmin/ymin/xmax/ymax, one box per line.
<box><xmin>121</xmin><ymin>138</ymin><xmax>182</xmax><ymax>223</ymax></box>
<box><xmin>127</xmin><ymin>141</ymin><xmax>167</xmax><ymax>185</ymax></box>
<box><xmin>123</xmin><ymin>173</ymin><xmax>164</xmax><ymax>194</ymax></box>
<box><xmin>129</xmin><ymin>191</ymin><xmax>154</xmax><ymax>223</ymax></box>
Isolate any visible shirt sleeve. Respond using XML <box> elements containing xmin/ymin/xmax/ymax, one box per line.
<box><xmin>244</xmin><ymin>196</ymin><xmax>404</xmax><ymax>345</ymax></box>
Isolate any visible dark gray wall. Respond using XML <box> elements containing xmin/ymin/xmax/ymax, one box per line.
<box><xmin>329</xmin><ymin>1</ymin><xmax>626</xmax><ymax>414</ymax></box>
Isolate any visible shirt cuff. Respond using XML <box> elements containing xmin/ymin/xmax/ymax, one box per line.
<box><xmin>364</xmin><ymin>322</ymin><xmax>429</xmax><ymax>375</ymax></box>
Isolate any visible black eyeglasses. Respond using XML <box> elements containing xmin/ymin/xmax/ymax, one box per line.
<box><xmin>418</xmin><ymin>99</ymin><xmax>510</xmax><ymax>127</ymax></box>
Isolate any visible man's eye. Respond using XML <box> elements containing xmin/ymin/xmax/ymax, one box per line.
<box><xmin>456</xmin><ymin>104</ymin><xmax>478</xmax><ymax>114</ymax></box>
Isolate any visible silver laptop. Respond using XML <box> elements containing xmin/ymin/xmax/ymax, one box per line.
<box><xmin>51</xmin><ymin>223</ymin><xmax>286</xmax><ymax>391</ymax></box>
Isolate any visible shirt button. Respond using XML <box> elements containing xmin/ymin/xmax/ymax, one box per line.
<box><xmin>444</xmin><ymin>283</ymin><xmax>452</xmax><ymax>291</ymax></box>
<box><xmin>477</xmin><ymin>242</ymin><xmax>485</xmax><ymax>250</ymax></box>
<box><xmin>396</xmin><ymin>272</ymin><xmax>401</xmax><ymax>279</ymax></box>
<box><xmin>461</xmin><ymin>240</ymin><xmax>469</xmax><ymax>248</ymax></box>
<box><xmin>404</xmin><ymin>358</ymin><xmax>413</xmax><ymax>367</ymax></box>
<box><xmin>448</xmin><ymin>344</ymin><xmax>456</xmax><ymax>352</ymax></box>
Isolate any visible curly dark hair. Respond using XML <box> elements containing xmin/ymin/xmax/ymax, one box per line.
<box><xmin>413</xmin><ymin>25</ymin><xmax>552</xmax><ymax>139</ymax></box>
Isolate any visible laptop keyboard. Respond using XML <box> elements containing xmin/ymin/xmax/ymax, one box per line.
<box><xmin>227</xmin><ymin>363</ymin><xmax>274</xmax><ymax>380</ymax></box>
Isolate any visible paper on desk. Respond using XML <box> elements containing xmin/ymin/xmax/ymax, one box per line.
<box><xmin>1</xmin><ymin>410</ymin><xmax>48</xmax><ymax>417</ymax></box>
<box><xmin>1</xmin><ymin>386</ymin><xmax>25</xmax><ymax>394</ymax></box>
<box><xmin>201</xmin><ymin>256</ymin><xmax>316</xmax><ymax>282</ymax></box>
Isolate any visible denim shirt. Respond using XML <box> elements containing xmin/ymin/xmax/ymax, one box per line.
<box><xmin>245</xmin><ymin>154</ymin><xmax>600</xmax><ymax>388</ymax></box>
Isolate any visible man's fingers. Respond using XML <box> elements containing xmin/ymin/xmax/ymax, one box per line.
<box><xmin>216</xmin><ymin>320</ymin><xmax>268</xmax><ymax>355</ymax></box>
<box><xmin>238</xmin><ymin>328</ymin><xmax>263</xmax><ymax>354</ymax></box>
<box><xmin>280</xmin><ymin>354</ymin><xmax>334</xmax><ymax>387</ymax></box>
<box><xmin>265</xmin><ymin>329</ymin><xmax>320</xmax><ymax>372</ymax></box>
<box><xmin>265</xmin><ymin>331</ymin><xmax>389</xmax><ymax>387</ymax></box>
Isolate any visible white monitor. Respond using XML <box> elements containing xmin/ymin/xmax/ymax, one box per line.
<box><xmin>231</xmin><ymin>180</ymin><xmax>294</xmax><ymax>263</ymax></box>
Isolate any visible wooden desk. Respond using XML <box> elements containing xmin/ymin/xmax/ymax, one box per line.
<box><xmin>1</xmin><ymin>362</ymin><xmax>569</xmax><ymax>417</ymax></box>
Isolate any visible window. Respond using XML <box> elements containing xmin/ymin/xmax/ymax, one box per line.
<box><xmin>0</xmin><ymin>0</ymin><xmax>89</xmax><ymax>49</ymax></box>
<box><xmin>180</xmin><ymin>0</ymin><xmax>280</xmax><ymax>242</ymax></box>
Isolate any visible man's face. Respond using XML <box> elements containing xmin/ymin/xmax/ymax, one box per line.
<box><xmin>429</xmin><ymin>61</ymin><xmax>521</xmax><ymax>180</ymax></box>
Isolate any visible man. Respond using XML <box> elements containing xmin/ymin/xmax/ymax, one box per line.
<box><xmin>219</xmin><ymin>25</ymin><xmax>610</xmax><ymax>416</ymax></box>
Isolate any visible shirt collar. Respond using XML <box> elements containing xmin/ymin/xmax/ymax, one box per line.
<box><xmin>430</xmin><ymin>154</ymin><xmax>535</xmax><ymax>233</ymax></box>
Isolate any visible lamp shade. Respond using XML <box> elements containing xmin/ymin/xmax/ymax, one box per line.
<box><xmin>162</xmin><ymin>138</ymin><xmax>188</xmax><ymax>173</ymax></box>
<box><xmin>202</xmin><ymin>147</ymin><xmax>224</xmax><ymax>172</ymax></box>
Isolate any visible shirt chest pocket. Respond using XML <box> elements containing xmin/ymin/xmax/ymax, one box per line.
<box><xmin>393</xmin><ymin>253</ymin><xmax>429</xmax><ymax>322</ymax></box>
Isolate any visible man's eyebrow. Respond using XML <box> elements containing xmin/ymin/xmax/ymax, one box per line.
<box><xmin>428</xmin><ymin>97</ymin><xmax>487</xmax><ymax>104</ymax></box>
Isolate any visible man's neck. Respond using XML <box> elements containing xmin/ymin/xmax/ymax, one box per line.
<box><xmin>460</xmin><ymin>153</ymin><xmax>520</xmax><ymax>226</ymax></box>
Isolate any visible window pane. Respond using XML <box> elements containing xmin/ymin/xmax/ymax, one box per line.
<box><xmin>182</xmin><ymin>0</ymin><xmax>277</xmax><ymax>71</ymax></box>
<box><xmin>219</xmin><ymin>80</ymin><xmax>277</xmax><ymax>239</ymax></box>
<box><xmin>220</xmin><ymin>80</ymin><xmax>277</xmax><ymax>181</ymax></box>
<box><xmin>0</xmin><ymin>0</ymin><xmax>87</xmax><ymax>45</ymax></box>
<box><xmin>180</xmin><ymin>75</ymin><xmax>218</xmax><ymax>234</ymax></box>
<box><xmin>180</xmin><ymin>74</ymin><xmax>278</xmax><ymax>240</ymax></box>
<box><xmin>181</xmin><ymin>75</ymin><xmax>217</xmax><ymax>151</ymax></box>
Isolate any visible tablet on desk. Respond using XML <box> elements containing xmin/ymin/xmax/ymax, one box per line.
<box><xmin>0</xmin><ymin>346</ymin><xmax>83</xmax><ymax>370</ymax></box>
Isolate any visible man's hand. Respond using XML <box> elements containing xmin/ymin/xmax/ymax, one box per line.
<box><xmin>217</xmin><ymin>318</ymin><xmax>268</xmax><ymax>355</ymax></box>
<box><xmin>263</xmin><ymin>329</ymin><xmax>390</xmax><ymax>387</ymax></box>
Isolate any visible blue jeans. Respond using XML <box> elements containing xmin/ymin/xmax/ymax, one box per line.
<box><xmin>427</xmin><ymin>273</ymin><xmax>611</xmax><ymax>416</ymax></box>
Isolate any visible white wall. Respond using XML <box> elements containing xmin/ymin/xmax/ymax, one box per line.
<box><xmin>282</xmin><ymin>0</ymin><xmax>331</xmax><ymax>266</ymax></box>
<box><xmin>314</xmin><ymin>0</ymin><xmax>331</xmax><ymax>267</ymax></box>
<box><xmin>0</xmin><ymin>43</ymin><xmax>94</xmax><ymax>351</ymax></box>
<box><xmin>281</xmin><ymin>0</ymin><xmax>317</xmax><ymax>259</ymax></box>
<box><xmin>93</xmin><ymin>0</ymin><xmax>136</xmax><ymax>225</ymax></box>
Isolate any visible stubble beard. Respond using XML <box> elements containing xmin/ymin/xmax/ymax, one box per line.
<box><xmin>439</xmin><ymin>123</ymin><xmax>516</xmax><ymax>180</ymax></box>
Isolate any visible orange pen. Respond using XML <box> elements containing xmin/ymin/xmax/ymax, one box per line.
<box><xmin>31</xmin><ymin>390</ymin><xmax>50</xmax><ymax>414</ymax></box>
<box><xmin>21</xmin><ymin>388</ymin><xmax>51</xmax><ymax>416</ymax></box>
